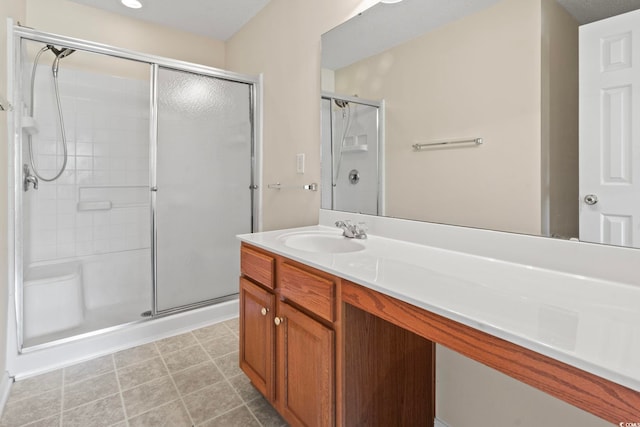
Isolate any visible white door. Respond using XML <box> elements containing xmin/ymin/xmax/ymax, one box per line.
<box><xmin>580</xmin><ymin>9</ymin><xmax>640</xmax><ymax>248</ymax></box>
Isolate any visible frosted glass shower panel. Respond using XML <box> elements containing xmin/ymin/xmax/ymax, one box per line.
<box><xmin>155</xmin><ymin>67</ymin><xmax>253</xmax><ymax>312</ymax></box>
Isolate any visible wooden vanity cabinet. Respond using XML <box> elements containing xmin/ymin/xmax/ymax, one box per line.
<box><xmin>239</xmin><ymin>243</ymin><xmax>337</xmax><ymax>426</ymax></box>
<box><xmin>240</xmin><ymin>243</ymin><xmax>435</xmax><ymax>427</ymax></box>
<box><xmin>239</xmin><ymin>277</ymin><xmax>275</xmax><ymax>399</ymax></box>
<box><xmin>277</xmin><ymin>301</ymin><xmax>335</xmax><ymax>426</ymax></box>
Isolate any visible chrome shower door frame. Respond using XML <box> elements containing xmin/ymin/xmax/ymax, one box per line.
<box><xmin>10</xmin><ymin>25</ymin><xmax>262</xmax><ymax>352</ymax></box>
<box><xmin>150</xmin><ymin>64</ymin><xmax>261</xmax><ymax>316</ymax></box>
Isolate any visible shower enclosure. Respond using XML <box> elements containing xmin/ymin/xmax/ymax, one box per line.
<box><xmin>321</xmin><ymin>94</ymin><xmax>383</xmax><ymax>215</ymax></box>
<box><xmin>10</xmin><ymin>27</ymin><xmax>259</xmax><ymax>351</ymax></box>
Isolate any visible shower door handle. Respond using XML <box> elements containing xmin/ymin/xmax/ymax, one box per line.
<box><xmin>150</xmin><ymin>186</ymin><xmax>158</xmax><ymax>192</ymax></box>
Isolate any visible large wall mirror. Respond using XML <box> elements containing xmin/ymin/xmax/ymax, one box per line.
<box><xmin>321</xmin><ymin>0</ymin><xmax>640</xmax><ymax>249</ymax></box>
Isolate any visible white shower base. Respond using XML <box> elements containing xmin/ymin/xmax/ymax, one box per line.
<box><xmin>22</xmin><ymin>249</ymin><xmax>152</xmax><ymax>348</ymax></box>
<box><xmin>10</xmin><ymin>298</ymin><xmax>239</xmax><ymax>380</ymax></box>
<box><xmin>13</xmin><ymin>247</ymin><xmax>241</xmax><ymax>380</ymax></box>
<box><xmin>23</xmin><ymin>297</ymin><xmax>149</xmax><ymax>348</ymax></box>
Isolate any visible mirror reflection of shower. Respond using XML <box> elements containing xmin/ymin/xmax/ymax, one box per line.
<box><xmin>24</xmin><ymin>44</ymin><xmax>76</xmax><ymax>190</ymax></box>
<box><xmin>332</xmin><ymin>98</ymin><xmax>351</xmax><ymax>188</ymax></box>
<box><xmin>321</xmin><ymin>94</ymin><xmax>383</xmax><ymax>216</ymax></box>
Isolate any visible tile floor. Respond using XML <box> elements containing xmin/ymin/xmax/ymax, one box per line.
<box><xmin>0</xmin><ymin>318</ymin><xmax>288</xmax><ymax>427</ymax></box>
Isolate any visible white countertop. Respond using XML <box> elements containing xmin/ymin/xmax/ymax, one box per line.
<box><xmin>238</xmin><ymin>213</ymin><xmax>640</xmax><ymax>393</ymax></box>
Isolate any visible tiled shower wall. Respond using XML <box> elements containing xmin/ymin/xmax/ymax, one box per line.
<box><xmin>24</xmin><ymin>65</ymin><xmax>150</xmax><ymax>265</ymax></box>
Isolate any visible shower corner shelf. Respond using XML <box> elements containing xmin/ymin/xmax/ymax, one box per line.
<box><xmin>22</xmin><ymin>116</ymin><xmax>39</xmax><ymax>135</ymax></box>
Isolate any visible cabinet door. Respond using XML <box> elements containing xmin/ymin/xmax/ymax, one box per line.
<box><xmin>240</xmin><ymin>277</ymin><xmax>275</xmax><ymax>399</ymax></box>
<box><xmin>276</xmin><ymin>302</ymin><xmax>335</xmax><ymax>427</ymax></box>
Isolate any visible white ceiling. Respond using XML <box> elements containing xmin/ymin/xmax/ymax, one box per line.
<box><xmin>68</xmin><ymin>0</ymin><xmax>271</xmax><ymax>41</ymax></box>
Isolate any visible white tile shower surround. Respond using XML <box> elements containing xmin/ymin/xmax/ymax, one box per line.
<box><xmin>26</xmin><ymin>63</ymin><xmax>150</xmax><ymax>264</ymax></box>
<box><xmin>21</xmin><ymin>63</ymin><xmax>152</xmax><ymax>345</ymax></box>
<box><xmin>0</xmin><ymin>318</ymin><xmax>288</xmax><ymax>427</ymax></box>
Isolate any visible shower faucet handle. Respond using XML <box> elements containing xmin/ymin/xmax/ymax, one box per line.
<box><xmin>23</xmin><ymin>164</ymin><xmax>38</xmax><ymax>191</ymax></box>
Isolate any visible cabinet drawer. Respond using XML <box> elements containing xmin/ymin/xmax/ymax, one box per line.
<box><xmin>279</xmin><ymin>262</ymin><xmax>335</xmax><ymax>322</ymax></box>
<box><xmin>241</xmin><ymin>245</ymin><xmax>275</xmax><ymax>289</ymax></box>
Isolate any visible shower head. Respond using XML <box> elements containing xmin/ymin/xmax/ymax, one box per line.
<box><xmin>58</xmin><ymin>48</ymin><xmax>76</xmax><ymax>59</ymax></box>
<box><xmin>47</xmin><ymin>45</ymin><xmax>75</xmax><ymax>57</ymax></box>
<box><xmin>49</xmin><ymin>46</ymin><xmax>76</xmax><ymax>78</ymax></box>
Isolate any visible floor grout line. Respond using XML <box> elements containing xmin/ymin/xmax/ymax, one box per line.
<box><xmin>196</xmin><ymin>402</ymin><xmax>252</xmax><ymax>426</ymax></box>
<box><xmin>193</xmin><ymin>324</ymin><xmax>267</xmax><ymax>426</ymax></box>
<box><xmin>59</xmin><ymin>367</ymin><xmax>65</xmax><ymax>427</ymax></box>
<box><xmin>111</xmin><ymin>354</ymin><xmax>130</xmax><ymax>427</ymax></box>
<box><xmin>154</xmin><ymin>341</ymin><xmax>197</xmax><ymax>427</ymax></box>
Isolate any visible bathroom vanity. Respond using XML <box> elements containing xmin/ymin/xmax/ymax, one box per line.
<box><xmin>238</xmin><ymin>211</ymin><xmax>640</xmax><ymax>426</ymax></box>
<box><xmin>239</xmin><ymin>242</ymin><xmax>434</xmax><ymax>426</ymax></box>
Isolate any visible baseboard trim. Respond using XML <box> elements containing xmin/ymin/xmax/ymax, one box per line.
<box><xmin>435</xmin><ymin>417</ymin><xmax>450</xmax><ymax>427</ymax></box>
<box><xmin>0</xmin><ymin>371</ymin><xmax>13</xmax><ymax>418</ymax></box>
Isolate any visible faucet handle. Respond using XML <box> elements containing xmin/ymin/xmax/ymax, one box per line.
<box><xmin>335</xmin><ymin>220</ymin><xmax>356</xmax><ymax>238</ymax></box>
<box><xmin>353</xmin><ymin>222</ymin><xmax>368</xmax><ymax>239</ymax></box>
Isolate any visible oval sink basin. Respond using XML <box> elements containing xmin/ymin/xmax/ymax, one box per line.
<box><xmin>279</xmin><ymin>232</ymin><xmax>365</xmax><ymax>254</ymax></box>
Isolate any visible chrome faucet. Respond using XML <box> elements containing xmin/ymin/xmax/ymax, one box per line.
<box><xmin>335</xmin><ymin>220</ymin><xmax>367</xmax><ymax>239</ymax></box>
<box><xmin>23</xmin><ymin>164</ymin><xmax>38</xmax><ymax>191</ymax></box>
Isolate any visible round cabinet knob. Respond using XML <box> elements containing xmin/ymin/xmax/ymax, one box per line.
<box><xmin>274</xmin><ymin>317</ymin><xmax>283</xmax><ymax>326</ymax></box>
<box><xmin>260</xmin><ymin>307</ymin><xmax>268</xmax><ymax>316</ymax></box>
<box><xmin>584</xmin><ymin>194</ymin><xmax>598</xmax><ymax>205</ymax></box>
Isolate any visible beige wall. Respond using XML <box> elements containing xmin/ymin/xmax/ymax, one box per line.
<box><xmin>335</xmin><ymin>0</ymin><xmax>543</xmax><ymax>235</ymax></box>
<box><xmin>542</xmin><ymin>0</ymin><xmax>579</xmax><ymax>238</ymax></box>
<box><xmin>333</xmin><ymin>0</ymin><xmax>580</xmax><ymax>238</ymax></box>
<box><xmin>24</xmin><ymin>0</ymin><xmax>225</xmax><ymax>69</ymax></box>
<box><xmin>437</xmin><ymin>347</ymin><xmax>609</xmax><ymax>427</ymax></box>
<box><xmin>226</xmin><ymin>0</ymin><xmax>378</xmax><ymax>231</ymax></box>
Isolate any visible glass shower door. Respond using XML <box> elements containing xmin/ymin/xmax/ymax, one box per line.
<box><xmin>154</xmin><ymin>67</ymin><xmax>253</xmax><ymax>313</ymax></box>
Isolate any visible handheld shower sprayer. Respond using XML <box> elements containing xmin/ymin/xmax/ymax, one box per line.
<box><xmin>48</xmin><ymin>45</ymin><xmax>76</xmax><ymax>77</ymax></box>
<box><xmin>25</xmin><ymin>44</ymin><xmax>76</xmax><ymax>190</ymax></box>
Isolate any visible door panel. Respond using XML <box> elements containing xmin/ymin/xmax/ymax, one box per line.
<box><xmin>239</xmin><ymin>278</ymin><xmax>274</xmax><ymax>399</ymax></box>
<box><xmin>277</xmin><ymin>302</ymin><xmax>334</xmax><ymax>427</ymax></box>
<box><xmin>155</xmin><ymin>67</ymin><xmax>253</xmax><ymax>312</ymax></box>
<box><xmin>580</xmin><ymin>10</ymin><xmax>640</xmax><ymax>247</ymax></box>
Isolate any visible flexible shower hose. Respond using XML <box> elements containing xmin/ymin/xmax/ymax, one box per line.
<box><xmin>27</xmin><ymin>45</ymin><xmax>69</xmax><ymax>182</ymax></box>
<box><xmin>332</xmin><ymin>102</ymin><xmax>352</xmax><ymax>186</ymax></box>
